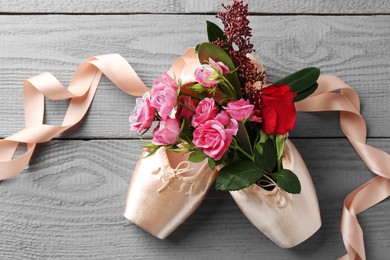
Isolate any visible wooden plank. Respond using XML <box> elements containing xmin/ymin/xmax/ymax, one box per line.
<box><xmin>0</xmin><ymin>138</ymin><xmax>389</xmax><ymax>259</ymax></box>
<box><xmin>0</xmin><ymin>0</ymin><xmax>389</xmax><ymax>14</ymax></box>
<box><xmin>0</xmin><ymin>15</ymin><xmax>390</xmax><ymax>138</ymax></box>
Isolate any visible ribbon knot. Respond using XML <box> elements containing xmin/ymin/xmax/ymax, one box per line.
<box><xmin>158</xmin><ymin>161</ymin><xmax>193</xmax><ymax>193</ymax></box>
<box><xmin>258</xmin><ymin>174</ymin><xmax>290</xmax><ymax>208</ymax></box>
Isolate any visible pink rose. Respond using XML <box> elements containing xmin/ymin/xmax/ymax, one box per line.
<box><xmin>129</xmin><ymin>92</ymin><xmax>155</xmax><ymax>134</ymax></box>
<box><xmin>209</xmin><ymin>58</ymin><xmax>230</xmax><ymax>74</ymax></box>
<box><xmin>177</xmin><ymin>96</ymin><xmax>197</xmax><ymax>122</ymax></box>
<box><xmin>192</xmin><ymin>98</ymin><xmax>218</xmax><ymax>127</ymax></box>
<box><xmin>150</xmin><ymin>72</ymin><xmax>179</xmax><ymax>120</ymax></box>
<box><xmin>194</xmin><ymin>58</ymin><xmax>229</xmax><ymax>88</ymax></box>
<box><xmin>215</xmin><ymin>110</ymin><xmax>238</xmax><ymax>136</ymax></box>
<box><xmin>194</xmin><ymin>65</ymin><xmax>218</xmax><ymax>88</ymax></box>
<box><xmin>215</xmin><ymin>110</ymin><xmax>230</xmax><ymax>126</ymax></box>
<box><xmin>225</xmin><ymin>118</ymin><xmax>239</xmax><ymax>137</ymax></box>
<box><xmin>193</xmin><ymin>119</ymin><xmax>236</xmax><ymax>160</ymax></box>
<box><xmin>224</xmin><ymin>98</ymin><xmax>254</xmax><ymax>121</ymax></box>
<box><xmin>152</xmin><ymin>118</ymin><xmax>180</xmax><ymax>145</ymax></box>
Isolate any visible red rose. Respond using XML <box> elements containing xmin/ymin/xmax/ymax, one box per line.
<box><xmin>260</xmin><ymin>85</ymin><xmax>297</xmax><ymax>135</ymax></box>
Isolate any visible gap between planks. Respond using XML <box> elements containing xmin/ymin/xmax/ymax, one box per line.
<box><xmin>1</xmin><ymin>12</ymin><xmax>390</xmax><ymax>16</ymax></box>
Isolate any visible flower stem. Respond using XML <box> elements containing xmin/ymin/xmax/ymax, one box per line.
<box><xmin>240</xmin><ymin>121</ymin><xmax>253</xmax><ymax>155</ymax></box>
<box><xmin>233</xmin><ymin>139</ymin><xmax>254</xmax><ymax>161</ymax></box>
<box><xmin>177</xmin><ymin>101</ymin><xmax>195</xmax><ymax>112</ymax></box>
<box><xmin>179</xmin><ymin>93</ymin><xmax>201</xmax><ymax>100</ymax></box>
<box><xmin>222</xmin><ymin>76</ymin><xmax>237</xmax><ymax>99</ymax></box>
<box><xmin>275</xmin><ymin>134</ymin><xmax>285</xmax><ymax>171</ymax></box>
<box><xmin>219</xmin><ymin>81</ymin><xmax>235</xmax><ymax>100</ymax></box>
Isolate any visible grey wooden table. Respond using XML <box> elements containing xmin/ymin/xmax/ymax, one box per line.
<box><xmin>1</xmin><ymin>1</ymin><xmax>390</xmax><ymax>259</ymax></box>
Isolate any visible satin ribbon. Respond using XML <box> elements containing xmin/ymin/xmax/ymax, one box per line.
<box><xmin>0</xmin><ymin>50</ymin><xmax>389</xmax><ymax>259</ymax></box>
<box><xmin>296</xmin><ymin>76</ymin><xmax>390</xmax><ymax>259</ymax></box>
<box><xmin>0</xmin><ymin>48</ymin><xmax>198</xmax><ymax>181</ymax></box>
<box><xmin>0</xmin><ymin>53</ymin><xmax>149</xmax><ymax>180</ymax></box>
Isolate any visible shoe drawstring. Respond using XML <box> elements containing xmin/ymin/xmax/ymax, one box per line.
<box><xmin>158</xmin><ymin>161</ymin><xmax>193</xmax><ymax>193</ymax></box>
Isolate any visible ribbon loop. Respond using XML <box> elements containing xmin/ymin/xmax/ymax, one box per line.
<box><xmin>0</xmin><ymin>48</ymin><xmax>199</xmax><ymax>180</ymax></box>
<box><xmin>297</xmin><ymin>75</ymin><xmax>390</xmax><ymax>260</ymax></box>
<box><xmin>258</xmin><ymin>174</ymin><xmax>290</xmax><ymax>208</ymax></box>
<box><xmin>0</xmin><ymin>53</ymin><xmax>150</xmax><ymax>179</ymax></box>
<box><xmin>158</xmin><ymin>161</ymin><xmax>193</xmax><ymax>193</ymax></box>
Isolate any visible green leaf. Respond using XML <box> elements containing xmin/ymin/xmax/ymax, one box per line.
<box><xmin>255</xmin><ymin>143</ymin><xmax>263</xmax><ymax>154</ymax></box>
<box><xmin>181</xmin><ymin>143</ymin><xmax>193</xmax><ymax>149</ymax></box>
<box><xmin>208</xmin><ymin>157</ymin><xmax>216</xmax><ymax>170</ymax></box>
<box><xmin>168</xmin><ymin>148</ymin><xmax>188</xmax><ymax>153</ymax></box>
<box><xmin>274</xmin><ymin>67</ymin><xmax>320</xmax><ymax>93</ymax></box>
<box><xmin>206</xmin><ymin>20</ymin><xmax>226</xmax><ymax>43</ymax></box>
<box><xmin>189</xmin><ymin>150</ymin><xmax>207</xmax><ymax>163</ymax></box>
<box><xmin>294</xmin><ymin>82</ymin><xmax>318</xmax><ymax>102</ymax></box>
<box><xmin>197</xmin><ymin>42</ymin><xmax>241</xmax><ymax>99</ymax></box>
<box><xmin>190</xmin><ymin>83</ymin><xmax>206</xmax><ymax>93</ymax></box>
<box><xmin>259</xmin><ymin>130</ymin><xmax>269</xmax><ymax>144</ymax></box>
<box><xmin>254</xmin><ymin>139</ymin><xmax>277</xmax><ymax>173</ymax></box>
<box><xmin>142</xmin><ymin>142</ymin><xmax>160</xmax><ymax>158</ymax></box>
<box><xmin>274</xmin><ymin>169</ymin><xmax>301</xmax><ymax>194</ymax></box>
<box><xmin>216</xmin><ymin>160</ymin><xmax>263</xmax><ymax>191</ymax></box>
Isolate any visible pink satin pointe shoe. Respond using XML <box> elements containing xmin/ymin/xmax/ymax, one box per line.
<box><xmin>124</xmin><ymin>147</ymin><xmax>218</xmax><ymax>239</ymax></box>
<box><xmin>230</xmin><ymin>139</ymin><xmax>321</xmax><ymax>248</ymax></box>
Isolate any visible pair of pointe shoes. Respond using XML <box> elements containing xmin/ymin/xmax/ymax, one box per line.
<box><xmin>124</xmin><ymin>140</ymin><xmax>321</xmax><ymax>248</ymax></box>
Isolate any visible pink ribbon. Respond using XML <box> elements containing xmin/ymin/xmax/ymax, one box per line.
<box><xmin>0</xmin><ymin>48</ymin><xmax>199</xmax><ymax>179</ymax></box>
<box><xmin>296</xmin><ymin>75</ymin><xmax>390</xmax><ymax>259</ymax></box>
<box><xmin>0</xmin><ymin>50</ymin><xmax>388</xmax><ymax>259</ymax></box>
<box><xmin>0</xmin><ymin>54</ymin><xmax>149</xmax><ymax>180</ymax></box>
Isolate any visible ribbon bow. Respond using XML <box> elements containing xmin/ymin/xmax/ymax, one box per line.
<box><xmin>258</xmin><ymin>174</ymin><xmax>290</xmax><ymax>208</ymax></box>
<box><xmin>158</xmin><ymin>161</ymin><xmax>193</xmax><ymax>193</ymax></box>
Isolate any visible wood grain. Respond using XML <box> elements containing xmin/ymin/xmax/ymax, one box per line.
<box><xmin>1</xmin><ymin>0</ymin><xmax>389</xmax><ymax>259</ymax></box>
<box><xmin>0</xmin><ymin>138</ymin><xmax>389</xmax><ymax>259</ymax></box>
<box><xmin>1</xmin><ymin>15</ymin><xmax>390</xmax><ymax>139</ymax></box>
<box><xmin>0</xmin><ymin>0</ymin><xmax>389</xmax><ymax>14</ymax></box>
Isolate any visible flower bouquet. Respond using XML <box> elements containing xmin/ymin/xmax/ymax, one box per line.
<box><xmin>125</xmin><ymin>0</ymin><xmax>321</xmax><ymax>246</ymax></box>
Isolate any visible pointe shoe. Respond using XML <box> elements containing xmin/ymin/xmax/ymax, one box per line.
<box><xmin>230</xmin><ymin>139</ymin><xmax>321</xmax><ymax>248</ymax></box>
<box><xmin>124</xmin><ymin>147</ymin><xmax>218</xmax><ymax>239</ymax></box>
